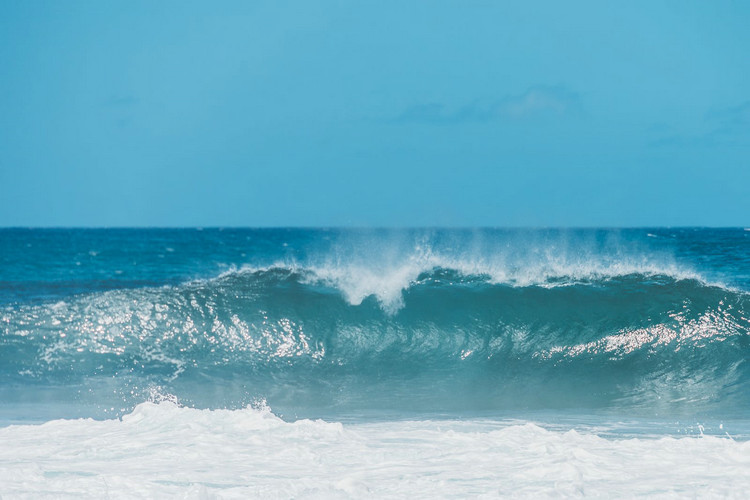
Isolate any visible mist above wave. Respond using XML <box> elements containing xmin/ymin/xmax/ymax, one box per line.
<box><xmin>218</xmin><ymin>246</ymin><xmax>709</xmax><ymax>314</ymax></box>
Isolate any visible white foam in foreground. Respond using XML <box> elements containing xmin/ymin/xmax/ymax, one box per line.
<box><xmin>1</xmin><ymin>402</ymin><xmax>749</xmax><ymax>499</ymax></box>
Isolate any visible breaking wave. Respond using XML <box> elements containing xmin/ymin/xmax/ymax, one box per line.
<box><xmin>2</xmin><ymin>260</ymin><xmax>748</xmax><ymax>416</ymax></box>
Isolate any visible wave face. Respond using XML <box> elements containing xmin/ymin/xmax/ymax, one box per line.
<box><xmin>1</xmin><ymin>228</ymin><xmax>749</xmax><ymax>420</ymax></box>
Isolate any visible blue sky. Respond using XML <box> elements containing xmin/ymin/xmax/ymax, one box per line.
<box><xmin>0</xmin><ymin>1</ymin><xmax>748</xmax><ymax>226</ymax></box>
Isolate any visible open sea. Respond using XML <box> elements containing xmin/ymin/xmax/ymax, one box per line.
<box><xmin>1</xmin><ymin>228</ymin><xmax>749</xmax><ymax>498</ymax></box>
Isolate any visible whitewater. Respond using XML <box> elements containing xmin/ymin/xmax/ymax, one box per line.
<box><xmin>1</xmin><ymin>228</ymin><xmax>749</xmax><ymax>498</ymax></box>
<box><xmin>3</xmin><ymin>401</ymin><xmax>750</xmax><ymax>499</ymax></box>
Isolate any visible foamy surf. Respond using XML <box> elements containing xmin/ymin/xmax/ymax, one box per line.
<box><xmin>0</xmin><ymin>401</ymin><xmax>748</xmax><ymax>499</ymax></box>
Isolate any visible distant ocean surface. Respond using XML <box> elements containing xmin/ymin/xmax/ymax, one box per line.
<box><xmin>2</xmin><ymin>228</ymin><xmax>750</xmax><ymax>498</ymax></box>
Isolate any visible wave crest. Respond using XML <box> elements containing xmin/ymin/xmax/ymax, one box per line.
<box><xmin>217</xmin><ymin>252</ymin><xmax>715</xmax><ymax>313</ymax></box>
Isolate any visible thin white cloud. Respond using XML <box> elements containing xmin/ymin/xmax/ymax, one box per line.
<box><xmin>498</xmin><ymin>86</ymin><xmax>580</xmax><ymax>117</ymax></box>
<box><xmin>395</xmin><ymin>85</ymin><xmax>581</xmax><ymax>124</ymax></box>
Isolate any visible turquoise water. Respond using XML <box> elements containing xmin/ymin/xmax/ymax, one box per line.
<box><xmin>2</xmin><ymin>228</ymin><xmax>749</xmax><ymax>425</ymax></box>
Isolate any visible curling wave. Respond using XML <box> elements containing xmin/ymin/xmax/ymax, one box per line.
<box><xmin>2</xmin><ymin>263</ymin><xmax>749</xmax><ymax>416</ymax></box>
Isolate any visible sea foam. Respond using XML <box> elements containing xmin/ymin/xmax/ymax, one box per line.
<box><xmin>1</xmin><ymin>401</ymin><xmax>749</xmax><ymax>499</ymax></box>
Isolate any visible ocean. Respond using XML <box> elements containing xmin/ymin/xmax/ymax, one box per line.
<box><xmin>1</xmin><ymin>228</ymin><xmax>749</xmax><ymax>498</ymax></box>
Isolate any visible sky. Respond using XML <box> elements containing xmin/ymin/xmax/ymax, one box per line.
<box><xmin>0</xmin><ymin>0</ymin><xmax>748</xmax><ymax>227</ymax></box>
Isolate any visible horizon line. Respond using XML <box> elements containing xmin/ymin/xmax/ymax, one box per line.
<box><xmin>1</xmin><ymin>225</ymin><xmax>747</xmax><ymax>231</ymax></box>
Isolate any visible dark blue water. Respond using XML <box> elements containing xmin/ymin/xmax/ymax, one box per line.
<box><xmin>1</xmin><ymin>228</ymin><xmax>749</xmax><ymax>423</ymax></box>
